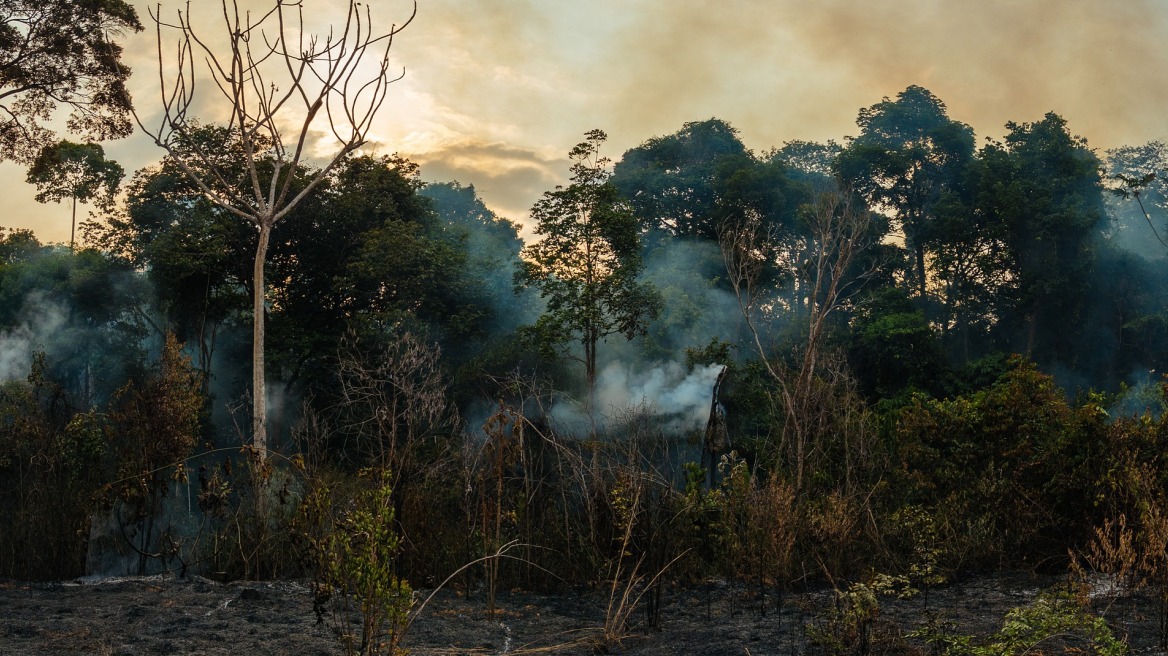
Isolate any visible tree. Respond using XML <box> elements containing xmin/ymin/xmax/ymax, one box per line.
<box><xmin>26</xmin><ymin>140</ymin><xmax>123</xmax><ymax>250</ymax></box>
<box><xmin>611</xmin><ymin>118</ymin><xmax>749</xmax><ymax>240</ymax></box>
<box><xmin>720</xmin><ymin>186</ymin><xmax>881</xmax><ymax>490</ymax></box>
<box><xmin>0</xmin><ymin>246</ymin><xmax>149</xmax><ymax>406</ymax></box>
<box><xmin>0</xmin><ymin>0</ymin><xmax>141</xmax><ymax>163</ymax></box>
<box><xmin>516</xmin><ymin>129</ymin><xmax>662</xmax><ymax>399</ymax></box>
<box><xmin>87</xmin><ymin>125</ymin><xmax>260</xmax><ymax>384</ymax></box>
<box><xmin>422</xmin><ymin>180</ymin><xmax>530</xmax><ymax>336</ymax></box>
<box><xmin>1105</xmin><ymin>141</ymin><xmax>1168</xmax><ymax>260</ymax></box>
<box><xmin>0</xmin><ymin>226</ymin><xmax>39</xmax><ymax>264</ymax></box>
<box><xmin>97</xmin><ymin>148</ymin><xmax>505</xmax><ymax>417</ymax></box>
<box><xmin>836</xmin><ymin>86</ymin><xmax>975</xmax><ymax>301</ymax></box>
<box><xmin>847</xmin><ymin>286</ymin><xmax>944</xmax><ymax>399</ymax></box>
<box><xmin>713</xmin><ymin>152</ymin><xmax>815</xmax><ymax>314</ymax></box>
<box><xmin>106</xmin><ymin>332</ymin><xmax>203</xmax><ymax>575</ymax></box>
<box><xmin>132</xmin><ymin>0</ymin><xmax>416</xmax><ymax>457</ymax></box>
<box><xmin>972</xmin><ymin>113</ymin><xmax>1106</xmax><ymax>362</ymax></box>
<box><xmin>267</xmin><ymin>155</ymin><xmax>476</xmax><ymax>395</ymax></box>
<box><xmin>772</xmin><ymin>139</ymin><xmax>843</xmax><ymax>181</ymax></box>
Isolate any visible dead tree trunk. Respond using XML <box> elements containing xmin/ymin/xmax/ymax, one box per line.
<box><xmin>704</xmin><ymin>365</ymin><xmax>729</xmax><ymax>489</ymax></box>
<box><xmin>719</xmin><ymin>188</ymin><xmax>878</xmax><ymax>492</ymax></box>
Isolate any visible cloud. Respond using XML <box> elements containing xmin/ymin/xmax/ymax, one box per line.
<box><xmin>9</xmin><ymin>0</ymin><xmax>1168</xmax><ymax>244</ymax></box>
<box><xmin>596</xmin><ymin>0</ymin><xmax>1168</xmax><ymax>149</ymax></box>
<box><xmin>409</xmin><ymin>140</ymin><xmax>567</xmax><ymax>232</ymax></box>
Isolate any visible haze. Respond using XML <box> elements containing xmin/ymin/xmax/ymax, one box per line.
<box><xmin>4</xmin><ymin>0</ymin><xmax>1167</xmax><ymax>243</ymax></box>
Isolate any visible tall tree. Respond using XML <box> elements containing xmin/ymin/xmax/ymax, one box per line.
<box><xmin>266</xmin><ymin>154</ymin><xmax>475</xmax><ymax>394</ymax></box>
<box><xmin>714</xmin><ymin>152</ymin><xmax>815</xmax><ymax>314</ymax></box>
<box><xmin>972</xmin><ymin>112</ymin><xmax>1106</xmax><ymax>362</ymax></box>
<box><xmin>836</xmin><ymin>86</ymin><xmax>975</xmax><ymax>301</ymax></box>
<box><xmin>612</xmin><ymin>118</ymin><xmax>749</xmax><ymax>240</ymax></box>
<box><xmin>0</xmin><ymin>246</ymin><xmax>149</xmax><ymax>406</ymax></box>
<box><xmin>0</xmin><ymin>0</ymin><xmax>141</xmax><ymax>162</ymax></box>
<box><xmin>26</xmin><ymin>140</ymin><xmax>123</xmax><ymax>250</ymax></box>
<box><xmin>421</xmin><ymin>180</ymin><xmax>531</xmax><ymax>336</ymax></box>
<box><xmin>772</xmin><ymin>139</ymin><xmax>843</xmax><ymax>181</ymax></box>
<box><xmin>130</xmin><ymin>0</ymin><xmax>416</xmax><ymax>457</ymax></box>
<box><xmin>516</xmin><ymin>130</ymin><xmax>661</xmax><ymax>398</ymax></box>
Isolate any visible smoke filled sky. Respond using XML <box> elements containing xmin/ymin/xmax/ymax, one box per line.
<box><xmin>5</xmin><ymin>0</ymin><xmax>1168</xmax><ymax>244</ymax></box>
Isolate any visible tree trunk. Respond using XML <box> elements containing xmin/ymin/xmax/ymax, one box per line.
<box><xmin>70</xmin><ymin>195</ymin><xmax>77</xmax><ymax>252</ymax></box>
<box><xmin>252</xmin><ymin>220</ymin><xmax>271</xmax><ymax>459</ymax></box>
<box><xmin>585</xmin><ymin>334</ymin><xmax>596</xmax><ymax>400</ymax></box>
<box><xmin>915</xmin><ymin>243</ymin><xmax>927</xmax><ymax>300</ymax></box>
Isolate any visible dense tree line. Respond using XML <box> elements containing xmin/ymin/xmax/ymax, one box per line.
<box><xmin>6</xmin><ymin>76</ymin><xmax>1168</xmax><ymax>650</ymax></box>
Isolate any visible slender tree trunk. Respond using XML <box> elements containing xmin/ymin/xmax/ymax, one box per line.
<box><xmin>253</xmin><ymin>220</ymin><xmax>271</xmax><ymax>459</ymax></box>
<box><xmin>585</xmin><ymin>332</ymin><xmax>596</xmax><ymax>400</ymax></box>
<box><xmin>1026</xmin><ymin>300</ymin><xmax>1040</xmax><ymax>356</ymax></box>
<box><xmin>915</xmin><ymin>243</ymin><xmax>927</xmax><ymax>300</ymax></box>
<box><xmin>70</xmin><ymin>195</ymin><xmax>77</xmax><ymax>252</ymax></box>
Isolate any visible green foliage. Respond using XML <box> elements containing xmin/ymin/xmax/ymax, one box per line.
<box><xmin>906</xmin><ymin>588</ymin><xmax>1126</xmax><ymax>656</ymax></box>
<box><xmin>0</xmin><ymin>246</ymin><xmax>150</xmax><ymax>405</ymax></box>
<box><xmin>90</xmin><ymin>130</ymin><xmax>258</xmax><ymax>377</ymax></box>
<box><xmin>893</xmin><ymin>356</ymin><xmax>1108</xmax><ymax>570</ymax></box>
<box><xmin>874</xmin><ymin>505</ymin><xmax>946</xmax><ymax>601</ymax></box>
<box><xmin>6</xmin><ymin>87</ymin><xmax>1168</xmax><ymax>651</ymax></box>
<box><xmin>26</xmin><ymin>139</ymin><xmax>124</xmax><ymax>249</ymax></box>
<box><xmin>0</xmin><ymin>354</ymin><xmax>109</xmax><ymax>578</ymax></box>
<box><xmin>848</xmin><ymin>286</ymin><xmax>945</xmax><ymax>399</ymax></box>
<box><xmin>422</xmin><ymin>180</ymin><xmax>534</xmax><ymax>337</ymax></box>
<box><xmin>0</xmin><ymin>0</ymin><xmax>142</xmax><ymax>163</ymax></box>
<box><xmin>972</xmin><ymin>112</ymin><xmax>1106</xmax><ymax>363</ymax></box>
<box><xmin>636</xmin><ymin>238</ymin><xmax>736</xmax><ymax>363</ymax></box>
<box><xmin>0</xmin><ymin>227</ymin><xmax>42</xmax><ymax>264</ymax></box>
<box><xmin>772</xmin><ymin>139</ymin><xmax>843</xmax><ymax>180</ymax></box>
<box><xmin>836</xmin><ymin>85</ymin><xmax>975</xmax><ymax>301</ymax></box>
<box><xmin>26</xmin><ymin>140</ymin><xmax>123</xmax><ymax>205</ymax></box>
<box><xmin>303</xmin><ymin>469</ymin><xmax>413</xmax><ymax>656</ymax></box>
<box><xmin>611</xmin><ymin>118</ymin><xmax>750</xmax><ymax>240</ymax></box>
<box><xmin>684</xmin><ymin>337</ymin><xmax>734</xmax><ymax>370</ymax></box>
<box><xmin>516</xmin><ymin>129</ymin><xmax>662</xmax><ymax>394</ymax></box>
<box><xmin>101</xmin><ymin>144</ymin><xmax>508</xmax><ymax>409</ymax></box>
<box><xmin>979</xmin><ymin>589</ymin><xmax>1126</xmax><ymax>656</ymax></box>
<box><xmin>807</xmin><ymin>582</ymin><xmax>883</xmax><ymax>656</ymax></box>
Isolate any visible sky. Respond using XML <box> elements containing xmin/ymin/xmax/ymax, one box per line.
<box><xmin>6</xmin><ymin>0</ymin><xmax>1168</xmax><ymax>244</ymax></box>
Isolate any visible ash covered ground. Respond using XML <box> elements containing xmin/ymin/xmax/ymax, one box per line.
<box><xmin>0</xmin><ymin>573</ymin><xmax>1163</xmax><ymax>655</ymax></box>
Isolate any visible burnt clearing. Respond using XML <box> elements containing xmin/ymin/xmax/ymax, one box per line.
<box><xmin>0</xmin><ymin>572</ymin><xmax>1163</xmax><ymax>655</ymax></box>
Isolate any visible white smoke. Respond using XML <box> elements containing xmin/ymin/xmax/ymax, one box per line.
<box><xmin>549</xmin><ymin>361</ymin><xmax>724</xmax><ymax>436</ymax></box>
<box><xmin>0</xmin><ymin>298</ymin><xmax>68</xmax><ymax>382</ymax></box>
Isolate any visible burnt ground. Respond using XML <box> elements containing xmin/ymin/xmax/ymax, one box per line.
<box><xmin>0</xmin><ymin>572</ymin><xmax>1163</xmax><ymax>655</ymax></box>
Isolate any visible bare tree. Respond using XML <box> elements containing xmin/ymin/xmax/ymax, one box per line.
<box><xmin>333</xmin><ymin>330</ymin><xmax>454</xmax><ymax>485</ymax></box>
<box><xmin>720</xmin><ymin>186</ymin><xmax>879</xmax><ymax>491</ymax></box>
<box><xmin>131</xmin><ymin>0</ymin><xmax>415</xmax><ymax>457</ymax></box>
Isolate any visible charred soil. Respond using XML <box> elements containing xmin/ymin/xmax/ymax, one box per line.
<box><xmin>0</xmin><ymin>572</ymin><xmax>1162</xmax><ymax>655</ymax></box>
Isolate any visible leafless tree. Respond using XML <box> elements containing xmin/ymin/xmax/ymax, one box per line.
<box><xmin>720</xmin><ymin>186</ymin><xmax>880</xmax><ymax>491</ymax></box>
<box><xmin>132</xmin><ymin>0</ymin><xmax>416</xmax><ymax>458</ymax></box>
<box><xmin>333</xmin><ymin>330</ymin><xmax>454</xmax><ymax>484</ymax></box>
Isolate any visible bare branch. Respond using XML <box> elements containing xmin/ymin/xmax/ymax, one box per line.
<box><xmin>124</xmin><ymin>0</ymin><xmax>416</xmax><ymax>453</ymax></box>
